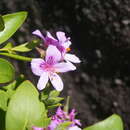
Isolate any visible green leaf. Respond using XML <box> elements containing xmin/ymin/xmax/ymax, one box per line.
<box><xmin>2</xmin><ymin>74</ymin><xmax>25</xmax><ymax>99</ymax></box>
<box><xmin>49</xmin><ymin>90</ymin><xmax>60</xmax><ymax>98</ymax></box>
<box><xmin>46</xmin><ymin>97</ymin><xmax>64</xmax><ymax>106</ymax></box>
<box><xmin>6</xmin><ymin>80</ymin><xmax>46</xmax><ymax>130</ymax></box>
<box><xmin>0</xmin><ymin>90</ymin><xmax>8</xmax><ymax>111</ymax></box>
<box><xmin>3</xmin><ymin>42</ymin><xmax>13</xmax><ymax>49</ymax></box>
<box><xmin>12</xmin><ymin>40</ymin><xmax>40</xmax><ymax>52</ymax></box>
<box><xmin>3</xmin><ymin>74</ymin><xmax>25</xmax><ymax>90</ymax></box>
<box><xmin>41</xmin><ymin>118</ymin><xmax>51</xmax><ymax>128</ymax></box>
<box><xmin>0</xmin><ymin>58</ymin><xmax>15</xmax><ymax>83</ymax></box>
<box><xmin>27</xmin><ymin>109</ymin><xmax>51</xmax><ymax>129</ymax></box>
<box><xmin>55</xmin><ymin>122</ymin><xmax>72</xmax><ymax>130</ymax></box>
<box><xmin>0</xmin><ymin>15</ymin><xmax>5</xmax><ymax>31</ymax></box>
<box><xmin>34</xmin><ymin>117</ymin><xmax>51</xmax><ymax>128</ymax></box>
<box><xmin>0</xmin><ymin>11</ymin><xmax>27</xmax><ymax>44</ymax></box>
<box><xmin>41</xmin><ymin>88</ymin><xmax>63</xmax><ymax>109</ymax></box>
<box><xmin>0</xmin><ymin>42</ymin><xmax>14</xmax><ymax>53</ymax></box>
<box><xmin>47</xmin><ymin>103</ymin><xmax>62</xmax><ymax>109</ymax></box>
<box><xmin>40</xmin><ymin>86</ymin><xmax>51</xmax><ymax>101</ymax></box>
<box><xmin>83</xmin><ymin>114</ymin><xmax>124</xmax><ymax>130</ymax></box>
<box><xmin>2</xmin><ymin>80</ymin><xmax>17</xmax><ymax>99</ymax></box>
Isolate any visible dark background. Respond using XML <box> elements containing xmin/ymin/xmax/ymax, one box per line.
<box><xmin>0</xmin><ymin>0</ymin><xmax>130</xmax><ymax>129</ymax></box>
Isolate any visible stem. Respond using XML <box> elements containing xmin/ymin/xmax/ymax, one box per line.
<box><xmin>0</xmin><ymin>52</ymin><xmax>32</xmax><ymax>61</ymax></box>
<box><xmin>64</xmin><ymin>96</ymin><xmax>70</xmax><ymax>113</ymax></box>
<box><xmin>0</xmin><ymin>48</ymin><xmax>8</xmax><ymax>51</ymax></box>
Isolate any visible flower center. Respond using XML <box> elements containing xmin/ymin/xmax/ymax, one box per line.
<box><xmin>40</xmin><ymin>62</ymin><xmax>55</xmax><ymax>72</ymax></box>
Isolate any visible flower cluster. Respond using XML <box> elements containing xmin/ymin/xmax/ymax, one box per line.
<box><xmin>31</xmin><ymin>30</ymin><xmax>80</xmax><ymax>91</ymax></box>
<box><xmin>33</xmin><ymin>107</ymin><xmax>81</xmax><ymax>130</ymax></box>
<box><xmin>31</xmin><ymin>30</ymin><xmax>81</xmax><ymax>129</ymax></box>
<box><xmin>48</xmin><ymin>107</ymin><xmax>81</xmax><ymax>130</ymax></box>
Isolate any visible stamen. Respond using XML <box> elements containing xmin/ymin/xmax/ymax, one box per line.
<box><xmin>66</xmin><ymin>47</ymin><xmax>71</xmax><ymax>52</ymax></box>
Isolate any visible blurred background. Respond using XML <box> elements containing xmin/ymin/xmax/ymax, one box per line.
<box><xmin>0</xmin><ymin>0</ymin><xmax>130</xmax><ymax>129</ymax></box>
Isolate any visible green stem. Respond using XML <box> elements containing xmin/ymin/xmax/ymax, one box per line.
<box><xmin>0</xmin><ymin>52</ymin><xmax>32</xmax><ymax>61</ymax></box>
<box><xmin>64</xmin><ymin>96</ymin><xmax>70</xmax><ymax>113</ymax></box>
<box><xmin>0</xmin><ymin>48</ymin><xmax>8</xmax><ymax>51</ymax></box>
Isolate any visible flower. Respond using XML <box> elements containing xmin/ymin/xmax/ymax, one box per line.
<box><xmin>48</xmin><ymin>107</ymin><xmax>81</xmax><ymax>130</ymax></box>
<box><xmin>32</xmin><ymin>126</ymin><xmax>44</xmax><ymax>130</ymax></box>
<box><xmin>32</xmin><ymin>30</ymin><xmax>81</xmax><ymax>64</ymax></box>
<box><xmin>32</xmin><ymin>107</ymin><xmax>81</xmax><ymax>130</ymax></box>
<box><xmin>32</xmin><ymin>30</ymin><xmax>71</xmax><ymax>53</ymax></box>
<box><xmin>31</xmin><ymin>45</ymin><xmax>76</xmax><ymax>91</ymax></box>
<box><xmin>68</xmin><ymin>126</ymin><xmax>82</xmax><ymax>130</ymax></box>
<box><xmin>32</xmin><ymin>125</ymin><xmax>81</xmax><ymax>130</ymax></box>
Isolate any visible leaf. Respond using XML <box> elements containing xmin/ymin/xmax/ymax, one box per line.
<box><xmin>0</xmin><ymin>11</ymin><xmax>27</xmax><ymax>44</ymax></box>
<box><xmin>0</xmin><ymin>15</ymin><xmax>5</xmax><ymax>31</ymax></box>
<box><xmin>3</xmin><ymin>74</ymin><xmax>25</xmax><ymax>90</ymax></box>
<box><xmin>55</xmin><ymin>121</ymin><xmax>72</xmax><ymax>130</ymax></box>
<box><xmin>32</xmin><ymin>109</ymin><xmax>51</xmax><ymax>128</ymax></box>
<box><xmin>0</xmin><ymin>90</ymin><xmax>8</xmax><ymax>111</ymax></box>
<box><xmin>0</xmin><ymin>75</ymin><xmax>25</xmax><ymax>112</ymax></box>
<box><xmin>46</xmin><ymin>97</ymin><xmax>64</xmax><ymax>106</ymax></box>
<box><xmin>40</xmin><ymin>86</ymin><xmax>51</xmax><ymax>101</ymax></box>
<box><xmin>0</xmin><ymin>58</ymin><xmax>15</xmax><ymax>83</ymax></box>
<box><xmin>6</xmin><ymin>80</ymin><xmax>46</xmax><ymax>130</ymax></box>
<box><xmin>2</xmin><ymin>42</ymin><xmax>13</xmax><ymax>49</ymax></box>
<box><xmin>2</xmin><ymin>74</ymin><xmax>25</xmax><ymax>99</ymax></box>
<box><xmin>83</xmin><ymin>114</ymin><xmax>124</xmax><ymax>130</ymax></box>
<box><xmin>33</xmin><ymin>117</ymin><xmax>51</xmax><ymax>128</ymax></box>
<box><xmin>0</xmin><ymin>42</ymin><xmax>13</xmax><ymax>53</ymax></box>
<box><xmin>41</xmin><ymin>118</ymin><xmax>51</xmax><ymax>128</ymax></box>
<box><xmin>49</xmin><ymin>90</ymin><xmax>60</xmax><ymax>98</ymax></box>
<box><xmin>47</xmin><ymin>103</ymin><xmax>62</xmax><ymax>109</ymax></box>
<box><xmin>2</xmin><ymin>81</ymin><xmax>17</xmax><ymax>99</ymax></box>
<box><xmin>41</xmin><ymin>89</ymin><xmax>63</xmax><ymax>109</ymax></box>
<box><xmin>12</xmin><ymin>40</ymin><xmax>40</xmax><ymax>52</ymax></box>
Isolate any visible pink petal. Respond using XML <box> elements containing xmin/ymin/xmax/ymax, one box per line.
<box><xmin>49</xmin><ymin>73</ymin><xmax>63</xmax><ymax>91</ymax></box>
<box><xmin>56</xmin><ymin>31</ymin><xmax>67</xmax><ymax>43</ymax></box>
<box><xmin>47</xmin><ymin>31</ymin><xmax>57</xmax><ymax>41</ymax></box>
<box><xmin>31</xmin><ymin>58</ymin><xmax>45</xmax><ymax>76</ymax></box>
<box><xmin>69</xmin><ymin>109</ymin><xmax>76</xmax><ymax>120</ymax></box>
<box><xmin>32</xmin><ymin>30</ymin><xmax>45</xmax><ymax>40</ymax></box>
<box><xmin>67</xmin><ymin>61</ymin><xmax>77</xmax><ymax>70</ymax></box>
<box><xmin>37</xmin><ymin>72</ymin><xmax>49</xmax><ymax>90</ymax></box>
<box><xmin>56</xmin><ymin>107</ymin><xmax>65</xmax><ymax>118</ymax></box>
<box><xmin>68</xmin><ymin>126</ymin><xmax>81</xmax><ymax>130</ymax></box>
<box><xmin>46</xmin><ymin>45</ymin><xmax>61</xmax><ymax>63</ymax></box>
<box><xmin>64</xmin><ymin>53</ymin><xmax>81</xmax><ymax>63</ymax></box>
<box><xmin>74</xmin><ymin>119</ymin><xmax>82</xmax><ymax>126</ymax></box>
<box><xmin>54</xmin><ymin>62</ymin><xmax>76</xmax><ymax>72</ymax></box>
<box><xmin>32</xmin><ymin>126</ymin><xmax>43</xmax><ymax>130</ymax></box>
<box><xmin>63</xmin><ymin>41</ymin><xmax>72</xmax><ymax>49</ymax></box>
<box><xmin>48</xmin><ymin>120</ymin><xmax>60</xmax><ymax>130</ymax></box>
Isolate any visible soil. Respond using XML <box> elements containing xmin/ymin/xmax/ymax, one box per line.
<box><xmin>0</xmin><ymin>0</ymin><xmax>130</xmax><ymax>129</ymax></box>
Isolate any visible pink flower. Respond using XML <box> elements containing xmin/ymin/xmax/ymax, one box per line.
<box><xmin>31</xmin><ymin>45</ymin><xmax>76</xmax><ymax>91</ymax></box>
<box><xmin>32</xmin><ymin>30</ymin><xmax>71</xmax><ymax>53</ymax></box>
<box><xmin>48</xmin><ymin>107</ymin><xmax>81</xmax><ymax>130</ymax></box>
<box><xmin>32</xmin><ymin>107</ymin><xmax>81</xmax><ymax>130</ymax></box>
<box><xmin>68</xmin><ymin>126</ymin><xmax>82</xmax><ymax>130</ymax></box>
<box><xmin>32</xmin><ymin>126</ymin><xmax>44</xmax><ymax>130</ymax></box>
<box><xmin>32</xmin><ymin>30</ymin><xmax>81</xmax><ymax>64</ymax></box>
